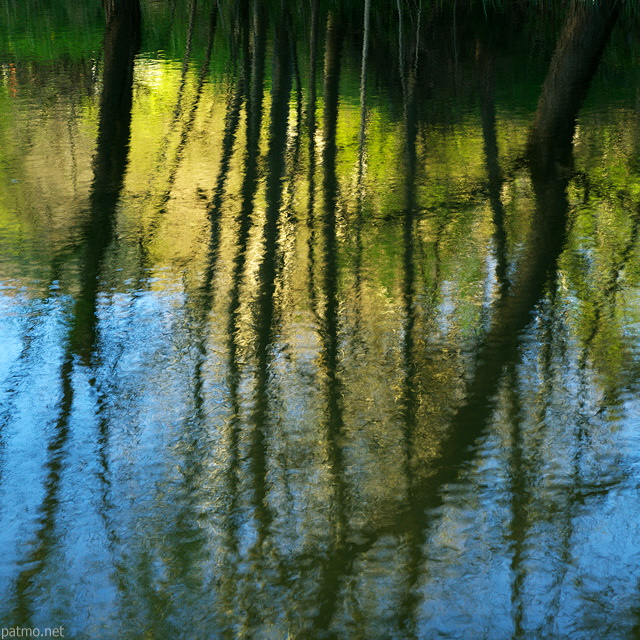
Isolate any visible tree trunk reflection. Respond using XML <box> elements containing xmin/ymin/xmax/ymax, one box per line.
<box><xmin>10</xmin><ymin>1</ymin><xmax>141</xmax><ymax>626</ymax></box>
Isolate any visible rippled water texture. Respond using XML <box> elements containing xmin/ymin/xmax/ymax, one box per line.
<box><xmin>2</xmin><ymin>1</ymin><xmax>640</xmax><ymax>638</ymax></box>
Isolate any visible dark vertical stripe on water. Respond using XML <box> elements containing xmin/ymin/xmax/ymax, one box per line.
<box><xmin>312</xmin><ymin>14</ymin><xmax>348</xmax><ymax>637</ymax></box>
<box><xmin>217</xmin><ymin>0</ymin><xmax>258</xmax><ymax>585</ymax></box>
<box><xmin>352</xmin><ymin>0</ymin><xmax>371</xmax><ymax>333</ymax></box>
<box><xmin>10</xmin><ymin>0</ymin><xmax>141</xmax><ymax>625</ymax></box>
<box><xmin>249</xmin><ymin>10</ymin><xmax>292</xmax><ymax>543</ymax></box>
<box><xmin>396</xmin><ymin>14</ymin><xmax>421</xmax><ymax>639</ymax></box>
<box><xmin>505</xmin><ymin>366</ymin><xmax>527</xmax><ymax>639</ymax></box>
<box><xmin>230</xmin><ymin>8</ymin><xmax>294</xmax><ymax>633</ymax></box>
<box><xmin>73</xmin><ymin>0</ymin><xmax>140</xmax><ymax>360</ymax></box>
<box><xmin>306</xmin><ymin>0</ymin><xmax>320</xmax><ymax>327</ymax></box>
<box><xmin>218</xmin><ymin>3</ymin><xmax>266</xmax><ymax>634</ymax></box>
<box><xmin>477</xmin><ymin>34</ymin><xmax>508</xmax><ymax>293</ymax></box>
<box><xmin>12</xmin><ymin>356</ymin><xmax>74</xmax><ymax>626</ymax></box>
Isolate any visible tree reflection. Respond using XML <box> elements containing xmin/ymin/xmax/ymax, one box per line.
<box><xmin>312</xmin><ymin>14</ymin><xmax>350</xmax><ymax>635</ymax></box>
<box><xmin>476</xmin><ymin>33</ymin><xmax>508</xmax><ymax>292</ymax></box>
<box><xmin>396</xmin><ymin>6</ymin><xmax>422</xmax><ymax>638</ymax></box>
<box><xmin>217</xmin><ymin>1</ymin><xmax>266</xmax><ymax>631</ymax></box>
<box><xmin>249</xmin><ymin>4</ymin><xmax>292</xmax><ymax>544</ymax></box>
<box><xmin>9</xmin><ymin>0</ymin><xmax>141</xmax><ymax>626</ymax></box>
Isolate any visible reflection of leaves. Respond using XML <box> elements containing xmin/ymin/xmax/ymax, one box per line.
<box><xmin>558</xmin><ymin>176</ymin><xmax>640</xmax><ymax>396</ymax></box>
<box><xmin>0</xmin><ymin>0</ymin><xmax>103</xmax><ymax>60</ymax></box>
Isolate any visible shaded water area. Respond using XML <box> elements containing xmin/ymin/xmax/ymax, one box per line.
<box><xmin>2</xmin><ymin>1</ymin><xmax>640</xmax><ymax>637</ymax></box>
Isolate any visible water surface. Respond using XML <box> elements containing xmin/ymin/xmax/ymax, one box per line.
<box><xmin>1</xmin><ymin>1</ymin><xmax>640</xmax><ymax>638</ymax></box>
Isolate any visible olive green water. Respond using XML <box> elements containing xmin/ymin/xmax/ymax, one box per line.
<box><xmin>2</xmin><ymin>2</ymin><xmax>640</xmax><ymax>638</ymax></box>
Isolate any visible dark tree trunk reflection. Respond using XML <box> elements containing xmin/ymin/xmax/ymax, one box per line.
<box><xmin>312</xmin><ymin>14</ymin><xmax>349</xmax><ymax>636</ymax></box>
<box><xmin>102</xmin><ymin>0</ymin><xmax>142</xmax><ymax>29</ymax></box>
<box><xmin>477</xmin><ymin>35</ymin><xmax>508</xmax><ymax>292</ymax></box>
<box><xmin>396</xmin><ymin>11</ymin><xmax>422</xmax><ymax>640</ymax></box>
<box><xmin>73</xmin><ymin>1</ymin><xmax>141</xmax><ymax>358</ymax></box>
<box><xmin>250</xmin><ymin>8</ymin><xmax>292</xmax><ymax>544</ymax></box>
<box><xmin>10</xmin><ymin>1</ymin><xmax>141</xmax><ymax>626</ymax></box>
<box><xmin>528</xmin><ymin>0</ymin><xmax>622</xmax><ymax>174</ymax></box>
<box><xmin>221</xmin><ymin>0</ymin><xmax>265</xmax><ymax>604</ymax></box>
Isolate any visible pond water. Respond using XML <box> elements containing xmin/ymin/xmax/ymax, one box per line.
<box><xmin>1</xmin><ymin>1</ymin><xmax>640</xmax><ymax>638</ymax></box>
